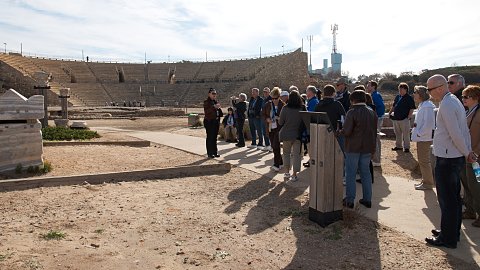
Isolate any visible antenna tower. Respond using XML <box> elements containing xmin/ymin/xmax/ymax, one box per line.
<box><xmin>331</xmin><ymin>24</ymin><xmax>338</xmax><ymax>53</ymax></box>
<box><xmin>307</xmin><ymin>35</ymin><xmax>313</xmax><ymax>67</ymax></box>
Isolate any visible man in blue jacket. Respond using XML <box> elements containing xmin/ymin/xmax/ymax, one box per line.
<box><xmin>247</xmin><ymin>88</ymin><xmax>265</xmax><ymax>149</ymax></box>
<box><xmin>367</xmin><ymin>80</ymin><xmax>385</xmax><ymax>166</ymax></box>
<box><xmin>303</xmin><ymin>85</ymin><xmax>320</xmax><ymax>167</ymax></box>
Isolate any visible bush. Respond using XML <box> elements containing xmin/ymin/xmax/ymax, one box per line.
<box><xmin>42</xmin><ymin>160</ymin><xmax>52</xmax><ymax>173</ymax></box>
<box><xmin>41</xmin><ymin>230</ymin><xmax>66</xmax><ymax>240</ymax></box>
<box><xmin>42</xmin><ymin>126</ymin><xmax>100</xmax><ymax>141</ymax></box>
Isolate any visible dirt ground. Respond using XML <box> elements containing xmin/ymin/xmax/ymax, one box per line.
<box><xmin>0</xmin><ymin>117</ymin><xmax>476</xmax><ymax>270</ymax></box>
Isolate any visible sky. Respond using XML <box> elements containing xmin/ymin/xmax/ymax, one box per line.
<box><xmin>1</xmin><ymin>0</ymin><xmax>480</xmax><ymax>79</ymax></box>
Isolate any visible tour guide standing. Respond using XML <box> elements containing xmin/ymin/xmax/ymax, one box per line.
<box><xmin>203</xmin><ymin>88</ymin><xmax>223</xmax><ymax>158</ymax></box>
<box><xmin>425</xmin><ymin>74</ymin><xmax>477</xmax><ymax>249</ymax></box>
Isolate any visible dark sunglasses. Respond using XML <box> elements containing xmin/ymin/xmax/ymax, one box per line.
<box><xmin>426</xmin><ymin>85</ymin><xmax>443</xmax><ymax>92</ymax></box>
<box><xmin>271</xmin><ymin>97</ymin><xmax>279</xmax><ymax>100</ymax></box>
<box><xmin>462</xmin><ymin>95</ymin><xmax>471</xmax><ymax>99</ymax></box>
<box><xmin>447</xmin><ymin>81</ymin><xmax>455</xmax><ymax>85</ymax></box>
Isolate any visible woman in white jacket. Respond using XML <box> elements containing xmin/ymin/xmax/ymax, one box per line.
<box><xmin>411</xmin><ymin>86</ymin><xmax>436</xmax><ymax>190</ymax></box>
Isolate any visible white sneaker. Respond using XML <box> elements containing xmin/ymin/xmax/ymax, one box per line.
<box><xmin>248</xmin><ymin>144</ymin><xmax>257</xmax><ymax>149</ymax></box>
<box><xmin>284</xmin><ymin>173</ymin><xmax>291</xmax><ymax>179</ymax></box>
<box><xmin>289</xmin><ymin>175</ymin><xmax>299</xmax><ymax>182</ymax></box>
<box><xmin>270</xmin><ymin>165</ymin><xmax>280</xmax><ymax>172</ymax></box>
<box><xmin>372</xmin><ymin>162</ymin><xmax>381</xmax><ymax>167</ymax></box>
<box><xmin>256</xmin><ymin>145</ymin><xmax>265</xmax><ymax>150</ymax></box>
<box><xmin>265</xmin><ymin>145</ymin><xmax>273</xmax><ymax>152</ymax></box>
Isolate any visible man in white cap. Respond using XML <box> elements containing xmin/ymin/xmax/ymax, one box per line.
<box><xmin>280</xmin><ymin>90</ymin><xmax>289</xmax><ymax>104</ymax></box>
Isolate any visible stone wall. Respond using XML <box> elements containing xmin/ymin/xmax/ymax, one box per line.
<box><xmin>0</xmin><ymin>60</ymin><xmax>60</xmax><ymax>106</ymax></box>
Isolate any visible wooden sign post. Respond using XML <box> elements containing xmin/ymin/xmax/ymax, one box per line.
<box><xmin>301</xmin><ymin>112</ymin><xmax>344</xmax><ymax>227</ymax></box>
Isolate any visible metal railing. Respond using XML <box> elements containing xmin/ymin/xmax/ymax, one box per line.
<box><xmin>1</xmin><ymin>47</ymin><xmax>299</xmax><ymax>64</ymax></box>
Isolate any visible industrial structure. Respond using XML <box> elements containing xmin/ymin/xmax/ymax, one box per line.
<box><xmin>314</xmin><ymin>24</ymin><xmax>343</xmax><ymax>77</ymax></box>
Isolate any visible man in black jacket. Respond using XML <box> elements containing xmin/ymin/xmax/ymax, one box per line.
<box><xmin>389</xmin><ymin>82</ymin><xmax>416</xmax><ymax>152</ymax></box>
<box><xmin>203</xmin><ymin>88</ymin><xmax>223</xmax><ymax>158</ymax></box>
<box><xmin>247</xmin><ymin>88</ymin><xmax>265</xmax><ymax>149</ymax></box>
<box><xmin>447</xmin><ymin>74</ymin><xmax>466</xmax><ymax>104</ymax></box>
<box><xmin>315</xmin><ymin>84</ymin><xmax>346</xmax><ymax>152</ymax></box>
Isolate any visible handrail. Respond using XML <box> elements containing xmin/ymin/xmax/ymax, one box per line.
<box><xmin>0</xmin><ymin>48</ymin><xmax>300</xmax><ymax>65</ymax></box>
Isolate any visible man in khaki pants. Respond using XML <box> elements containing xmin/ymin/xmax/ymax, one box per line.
<box><xmin>389</xmin><ymin>82</ymin><xmax>416</xmax><ymax>152</ymax></box>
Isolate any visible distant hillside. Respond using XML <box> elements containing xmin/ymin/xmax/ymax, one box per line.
<box><xmin>418</xmin><ymin>65</ymin><xmax>480</xmax><ymax>83</ymax></box>
<box><xmin>378</xmin><ymin>65</ymin><xmax>480</xmax><ymax>93</ymax></box>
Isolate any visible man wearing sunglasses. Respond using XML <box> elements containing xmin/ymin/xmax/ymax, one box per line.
<box><xmin>425</xmin><ymin>74</ymin><xmax>477</xmax><ymax>249</ymax></box>
<box><xmin>203</xmin><ymin>88</ymin><xmax>223</xmax><ymax>158</ymax></box>
<box><xmin>447</xmin><ymin>74</ymin><xmax>466</xmax><ymax>102</ymax></box>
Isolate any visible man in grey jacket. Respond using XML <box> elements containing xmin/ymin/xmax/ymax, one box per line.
<box><xmin>425</xmin><ymin>74</ymin><xmax>477</xmax><ymax>249</ymax></box>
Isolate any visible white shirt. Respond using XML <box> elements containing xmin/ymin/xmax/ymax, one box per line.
<box><xmin>411</xmin><ymin>100</ymin><xmax>436</xmax><ymax>142</ymax></box>
<box><xmin>433</xmin><ymin>93</ymin><xmax>472</xmax><ymax>158</ymax></box>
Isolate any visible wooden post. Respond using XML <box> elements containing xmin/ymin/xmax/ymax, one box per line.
<box><xmin>307</xmin><ymin>114</ymin><xmax>344</xmax><ymax>227</ymax></box>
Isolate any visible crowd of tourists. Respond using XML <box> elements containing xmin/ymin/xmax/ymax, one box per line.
<box><xmin>203</xmin><ymin>73</ymin><xmax>480</xmax><ymax>249</ymax></box>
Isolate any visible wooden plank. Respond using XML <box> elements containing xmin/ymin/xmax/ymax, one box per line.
<box><xmin>333</xmin><ymin>138</ymin><xmax>344</xmax><ymax>211</ymax></box>
<box><xmin>316</xmin><ymin>125</ymin><xmax>327</xmax><ymax>211</ymax></box>
<box><xmin>309</xmin><ymin>123</ymin><xmax>318</xmax><ymax>209</ymax></box>
<box><xmin>323</xmin><ymin>125</ymin><xmax>335</xmax><ymax>212</ymax></box>
<box><xmin>309</xmin><ymin>123</ymin><xmax>345</xmax><ymax>213</ymax></box>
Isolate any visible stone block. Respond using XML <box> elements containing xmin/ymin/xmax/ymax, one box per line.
<box><xmin>188</xmin><ymin>114</ymin><xmax>201</xmax><ymax>127</ymax></box>
<box><xmin>0</xmin><ymin>89</ymin><xmax>44</xmax><ymax>120</ymax></box>
<box><xmin>54</xmin><ymin>119</ymin><xmax>69</xmax><ymax>127</ymax></box>
<box><xmin>70</xmin><ymin>121</ymin><xmax>88</xmax><ymax>129</ymax></box>
<box><xmin>0</xmin><ymin>89</ymin><xmax>44</xmax><ymax>172</ymax></box>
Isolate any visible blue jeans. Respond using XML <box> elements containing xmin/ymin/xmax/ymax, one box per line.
<box><xmin>260</xmin><ymin>119</ymin><xmax>270</xmax><ymax>146</ymax></box>
<box><xmin>345</xmin><ymin>152</ymin><xmax>372</xmax><ymax>204</ymax></box>
<box><xmin>337</xmin><ymin>135</ymin><xmax>345</xmax><ymax>155</ymax></box>
<box><xmin>248</xmin><ymin>117</ymin><xmax>264</xmax><ymax>146</ymax></box>
<box><xmin>435</xmin><ymin>156</ymin><xmax>464</xmax><ymax>245</ymax></box>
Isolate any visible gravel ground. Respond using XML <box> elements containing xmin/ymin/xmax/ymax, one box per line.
<box><xmin>0</xmin><ymin>117</ymin><xmax>477</xmax><ymax>269</ymax></box>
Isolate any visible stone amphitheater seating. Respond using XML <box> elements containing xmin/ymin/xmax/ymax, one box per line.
<box><xmin>0</xmin><ymin>49</ymin><xmax>309</xmax><ymax>107</ymax></box>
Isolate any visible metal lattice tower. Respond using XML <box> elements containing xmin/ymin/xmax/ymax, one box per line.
<box><xmin>307</xmin><ymin>35</ymin><xmax>313</xmax><ymax>67</ymax></box>
<box><xmin>331</xmin><ymin>24</ymin><xmax>338</xmax><ymax>53</ymax></box>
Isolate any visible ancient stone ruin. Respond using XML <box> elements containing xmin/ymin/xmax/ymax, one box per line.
<box><xmin>0</xmin><ymin>89</ymin><xmax>44</xmax><ymax>172</ymax></box>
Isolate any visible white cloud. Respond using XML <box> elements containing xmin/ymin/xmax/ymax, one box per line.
<box><xmin>1</xmin><ymin>0</ymin><xmax>479</xmax><ymax>78</ymax></box>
